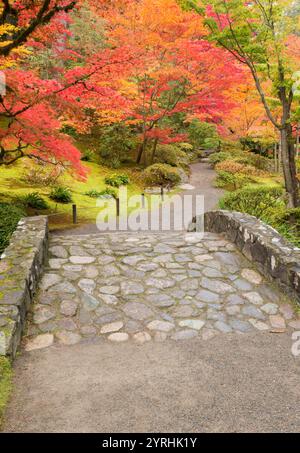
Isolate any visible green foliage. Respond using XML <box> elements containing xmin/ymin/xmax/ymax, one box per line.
<box><xmin>98</xmin><ymin>124</ymin><xmax>138</xmax><ymax>168</ymax></box>
<box><xmin>233</xmin><ymin>154</ymin><xmax>270</xmax><ymax>171</ymax></box>
<box><xmin>85</xmin><ymin>188</ymin><xmax>117</xmax><ymax>199</ymax></box>
<box><xmin>188</xmin><ymin>119</ymin><xmax>219</xmax><ymax>149</ymax></box>
<box><xmin>105</xmin><ymin>174</ymin><xmax>130</xmax><ymax>187</ymax></box>
<box><xmin>60</xmin><ymin>124</ymin><xmax>78</xmax><ymax>138</ymax></box>
<box><xmin>20</xmin><ymin>192</ymin><xmax>49</xmax><ymax>210</ymax></box>
<box><xmin>49</xmin><ymin>186</ymin><xmax>73</xmax><ymax>204</ymax></box>
<box><xmin>0</xmin><ymin>357</ymin><xmax>12</xmax><ymax>428</ymax></box>
<box><xmin>265</xmin><ymin>208</ymin><xmax>300</xmax><ymax>247</ymax></box>
<box><xmin>154</xmin><ymin>144</ymin><xmax>189</xmax><ymax>168</ymax></box>
<box><xmin>80</xmin><ymin>149</ymin><xmax>95</xmax><ymax>162</ymax></box>
<box><xmin>143</xmin><ymin>163</ymin><xmax>181</xmax><ymax>187</ymax></box>
<box><xmin>220</xmin><ymin>185</ymin><xmax>300</xmax><ymax>246</ymax></box>
<box><xmin>209</xmin><ymin>152</ymin><xmax>231</xmax><ymax>166</ymax></box>
<box><xmin>219</xmin><ymin>185</ymin><xmax>285</xmax><ymax>218</ymax></box>
<box><xmin>0</xmin><ymin>203</ymin><xmax>25</xmax><ymax>255</ymax></box>
<box><xmin>215</xmin><ymin>171</ymin><xmax>254</xmax><ymax>190</ymax></box>
<box><xmin>177</xmin><ymin>142</ymin><xmax>193</xmax><ymax>152</ymax></box>
<box><xmin>210</xmin><ymin>149</ymin><xmax>270</xmax><ymax>171</ymax></box>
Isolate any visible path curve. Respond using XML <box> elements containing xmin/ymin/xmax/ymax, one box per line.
<box><xmin>53</xmin><ymin>160</ymin><xmax>223</xmax><ymax>236</ymax></box>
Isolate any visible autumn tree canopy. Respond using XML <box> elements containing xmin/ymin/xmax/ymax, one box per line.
<box><xmin>0</xmin><ymin>0</ymin><xmax>299</xmax><ymax>206</ymax></box>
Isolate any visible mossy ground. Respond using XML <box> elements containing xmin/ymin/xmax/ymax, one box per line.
<box><xmin>0</xmin><ymin>160</ymin><xmax>150</xmax><ymax>231</ymax></box>
<box><xmin>0</xmin><ymin>357</ymin><xmax>12</xmax><ymax>429</ymax></box>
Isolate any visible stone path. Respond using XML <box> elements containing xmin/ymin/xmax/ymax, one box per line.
<box><xmin>24</xmin><ymin>231</ymin><xmax>300</xmax><ymax>351</ymax></box>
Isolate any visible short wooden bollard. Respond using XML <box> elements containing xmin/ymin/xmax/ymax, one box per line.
<box><xmin>72</xmin><ymin>204</ymin><xmax>77</xmax><ymax>224</ymax></box>
<box><xmin>116</xmin><ymin>197</ymin><xmax>120</xmax><ymax>217</ymax></box>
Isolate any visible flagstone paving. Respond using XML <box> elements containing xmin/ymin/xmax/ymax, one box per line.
<box><xmin>23</xmin><ymin>231</ymin><xmax>299</xmax><ymax>351</ymax></box>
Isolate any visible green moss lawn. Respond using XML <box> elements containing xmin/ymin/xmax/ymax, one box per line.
<box><xmin>0</xmin><ymin>160</ymin><xmax>148</xmax><ymax>231</ymax></box>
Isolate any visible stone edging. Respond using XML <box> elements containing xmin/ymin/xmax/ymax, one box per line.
<box><xmin>188</xmin><ymin>210</ymin><xmax>300</xmax><ymax>304</ymax></box>
<box><xmin>0</xmin><ymin>216</ymin><xmax>48</xmax><ymax>358</ymax></box>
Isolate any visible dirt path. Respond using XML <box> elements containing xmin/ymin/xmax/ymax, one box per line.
<box><xmin>52</xmin><ymin>160</ymin><xmax>223</xmax><ymax>236</ymax></box>
<box><xmin>4</xmin><ymin>333</ymin><xmax>300</xmax><ymax>433</ymax></box>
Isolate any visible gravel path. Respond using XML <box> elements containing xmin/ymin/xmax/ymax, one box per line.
<box><xmin>52</xmin><ymin>160</ymin><xmax>223</xmax><ymax>236</ymax></box>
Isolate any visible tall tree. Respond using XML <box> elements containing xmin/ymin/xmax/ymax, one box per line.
<box><xmin>0</xmin><ymin>0</ymin><xmax>78</xmax><ymax>56</ymax></box>
<box><xmin>187</xmin><ymin>0</ymin><xmax>300</xmax><ymax>207</ymax></box>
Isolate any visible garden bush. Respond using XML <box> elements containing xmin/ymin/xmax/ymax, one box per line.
<box><xmin>154</xmin><ymin>144</ymin><xmax>189</xmax><ymax>168</ymax></box>
<box><xmin>105</xmin><ymin>174</ymin><xmax>130</xmax><ymax>187</ymax></box>
<box><xmin>260</xmin><ymin>207</ymin><xmax>300</xmax><ymax>246</ymax></box>
<box><xmin>20</xmin><ymin>192</ymin><xmax>49</xmax><ymax>210</ymax></box>
<box><xmin>143</xmin><ymin>163</ymin><xmax>181</xmax><ymax>188</ymax></box>
<box><xmin>49</xmin><ymin>186</ymin><xmax>73</xmax><ymax>204</ymax></box>
<box><xmin>85</xmin><ymin>188</ymin><xmax>117</xmax><ymax>199</ymax></box>
<box><xmin>0</xmin><ymin>203</ymin><xmax>25</xmax><ymax>255</ymax></box>
<box><xmin>22</xmin><ymin>165</ymin><xmax>62</xmax><ymax>187</ymax></box>
<box><xmin>215</xmin><ymin>171</ymin><xmax>254</xmax><ymax>190</ymax></box>
<box><xmin>215</xmin><ymin>160</ymin><xmax>267</xmax><ymax>177</ymax></box>
<box><xmin>209</xmin><ymin>152</ymin><xmax>232</xmax><ymax>166</ymax></box>
<box><xmin>234</xmin><ymin>153</ymin><xmax>270</xmax><ymax>171</ymax></box>
<box><xmin>219</xmin><ymin>185</ymin><xmax>285</xmax><ymax>219</ymax></box>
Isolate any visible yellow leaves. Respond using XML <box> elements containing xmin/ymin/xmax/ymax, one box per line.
<box><xmin>0</xmin><ymin>24</ymin><xmax>17</xmax><ymax>37</ymax></box>
<box><xmin>97</xmin><ymin>109</ymin><xmax>124</xmax><ymax>126</ymax></box>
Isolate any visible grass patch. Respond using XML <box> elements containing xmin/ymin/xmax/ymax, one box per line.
<box><xmin>0</xmin><ymin>203</ymin><xmax>25</xmax><ymax>255</ymax></box>
<box><xmin>0</xmin><ymin>357</ymin><xmax>12</xmax><ymax>429</ymax></box>
<box><xmin>0</xmin><ymin>160</ymin><xmax>146</xmax><ymax>231</ymax></box>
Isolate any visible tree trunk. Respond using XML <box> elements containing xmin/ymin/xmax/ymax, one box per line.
<box><xmin>280</xmin><ymin>125</ymin><xmax>299</xmax><ymax>208</ymax></box>
<box><xmin>136</xmin><ymin>138</ymin><xmax>148</xmax><ymax>165</ymax></box>
<box><xmin>149</xmin><ymin>138</ymin><xmax>158</xmax><ymax>165</ymax></box>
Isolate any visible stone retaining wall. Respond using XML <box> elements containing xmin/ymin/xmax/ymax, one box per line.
<box><xmin>189</xmin><ymin>210</ymin><xmax>300</xmax><ymax>304</ymax></box>
<box><xmin>0</xmin><ymin>216</ymin><xmax>48</xmax><ymax>358</ymax></box>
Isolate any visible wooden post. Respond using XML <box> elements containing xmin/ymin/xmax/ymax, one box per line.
<box><xmin>116</xmin><ymin>197</ymin><xmax>120</xmax><ymax>217</ymax></box>
<box><xmin>161</xmin><ymin>186</ymin><xmax>164</xmax><ymax>202</ymax></box>
<box><xmin>72</xmin><ymin>204</ymin><xmax>77</xmax><ymax>224</ymax></box>
<box><xmin>274</xmin><ymin>143</ymin><xmax>277</xmax><ymax>173</ymax></box>
<box><xmin>141</xmin><ymin>193</ymin><xmax>145</xmax><ymax>209</ymax></box>
<box><xmin>296</xmin><ymin>124</ymin><xmax>300</xmax><ymax>159</ymax></box>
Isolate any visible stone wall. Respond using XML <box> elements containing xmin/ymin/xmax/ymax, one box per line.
<box><xmin>189</xmin><ymin>210</ymin><xmax>300</xmax><ymax>304</ymax></box>
<box><xmin>0</xmin><ymin>216</ymin><xmax>48</xmax><ymax>358</ymax></box>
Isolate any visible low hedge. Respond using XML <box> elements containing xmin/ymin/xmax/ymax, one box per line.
<box><xmin>219</xmin><ymin>185</ymin><xmax>300</xmax><ymax>246</ymax></box>
<box><xmin>143</xmin><ymin>163</ymin><xmax>181</xmax><ymax>188</ymax></box>
<box><xmin>219</xmin><ymin>185</ymin><xmax>284</xmax><ymax>218</ymax></box>
<box><xmin>0</xmin><ymin>203</ymin><xmax>25</xmax><ymax>255</ymax></box>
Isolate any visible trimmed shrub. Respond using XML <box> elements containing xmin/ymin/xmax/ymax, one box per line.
<box><xmin>234</xmin><ymin>153</ymin><xmax>270</xmax><ymax>171</ymax></box>
<box><xmin>215</xmin><ymin>160</ymin><xmax>267</xmax><ymax>177</ymax></box>
<box><xmin>209</xmin><ymin>152</ymin><xmax>231</xmax><ymax>166</ymax></box>
<box><xmin>215</xmin><ymin>171</ymin><xmax>254</xmax><ymax>190</ymax></box>
<box><xmin>49</xmin><ymin>186</ymin><xmax>73</xmax><ymax>204</ymax></box>
<box><xmin>219</xmin><ymin>185</ymin><xmax>285</xmax><ymax>218</ymax></box>
<box><xmin>143</xmin><ymin>163</ymin><xmax>181</xmax><ymax>188</ymax></box>
<box><xmin>105</xmin><ymin>174</ymin><xmax>130</xmax><ymax>187</ymax></box>
<box><xmin>85</xmin><ymin>188</ymin><xmax>117</xmax><ymax>199</ymax></box>
<box><xmin>20</xmin><ymin>192</ymin><xmax>49</xmax><ymax>210</ymax></box>
<box><xmin>153</xmin><ymin>144</ymin><xmax>189</xmax><ymax>169</ymax></box>
<box><xmin>0</xmin><ymin>203</ymin><xmax>25</xmax><ymax>255</ymax></box>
